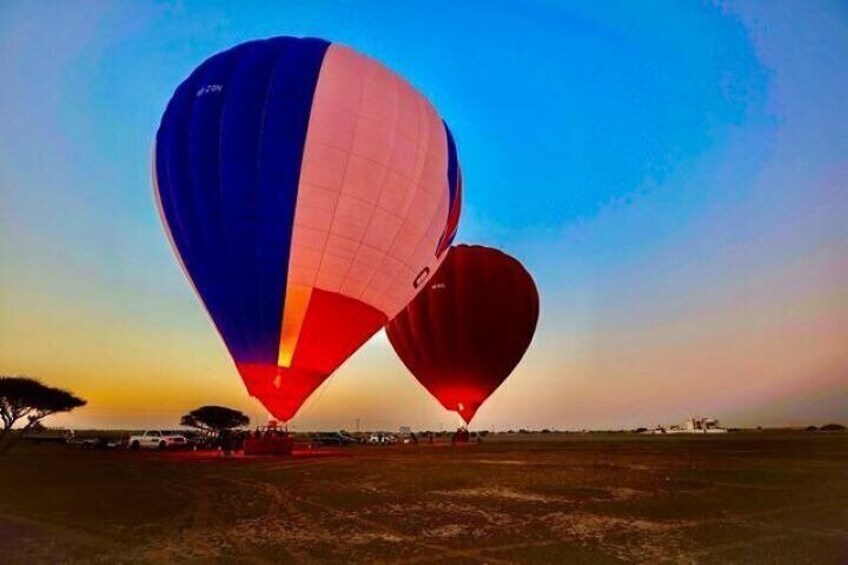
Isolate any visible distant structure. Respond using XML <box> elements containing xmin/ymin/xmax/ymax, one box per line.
<box><xmin>644</xmin><ymin>417</ymin><xmax>728</xmax><ymax>434</ymax></box>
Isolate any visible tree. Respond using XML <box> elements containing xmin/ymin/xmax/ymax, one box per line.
<box><xmin>0</xmin><ymin>376</ymin><xmax>86</xmax><ymax>453</ymax></box>
<box><xmin>820</xmin><ymin>423</ymin><xmax>845</xmax><ymax>432</ymax></box>
<box><xmin>180</xmin><ymin>405</ymin><xmax>249</xmax><ymax>437</ymax></box>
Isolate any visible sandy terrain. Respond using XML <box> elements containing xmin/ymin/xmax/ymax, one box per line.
<box><xmin>0</xmin><ymin>432</ymin><xmax>845</xmax><ymax>563</ymax></box>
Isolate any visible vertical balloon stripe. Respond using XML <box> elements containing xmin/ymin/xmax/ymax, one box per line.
<box><xmin>157</xmin><ymin>52</ymin><xmax>242</xmax><ymax>354</ymax></box>
<box><xmin>253</xmin><ymin>38</ymin><xmax>329</xmax><ymax>363</ymax></box>
<box><xmin>217</xmin><ymin>44</ymin><xmax>279</xmax><ymax>364</ymax></box>
<box><xmin>188</xmin><ymin>48</ymin><xmax>247</xmax><ymax>357</ymax></box>
<box><xmin>152</xmin><ymin>147</ymin><xmax>206</xmax><ymax>314</ymax></box>
<box><xmin>287</xmin><ymin>44</ymin><xmax>453</xmax><ymax>321</ymax></box>
<box><xmin>436</xmin><ymin>123</ymin><xmax>462</xmax><ymax>257</ymax></box>
<box><xmin>277</xmin><ymin>284</ymin><xmax>312</xmax><ymax>368</ymax></box>
<box><xmin>155</xmin><ymin>37</ymin><xmax>329</xmax><ymax>365</ymax></box>
<box><xmin>445</xmin><ymin>124</ymin><xmax>459</xmax><ymax>205</ymax></box>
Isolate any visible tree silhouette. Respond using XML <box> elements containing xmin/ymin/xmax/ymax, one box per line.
<box><xmin>180</xmin><ymin>405</ymin><xmax>249</xmax><ymax>437</ymax></box>
<box><xmin>0</xmin><ymin>376</ymin><xmax>86</xmax><ymax>453</ymax></box>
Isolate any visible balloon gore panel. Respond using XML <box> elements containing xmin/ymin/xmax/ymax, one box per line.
<box><xmin>155</xmin><ymin>37</ymin><xmax>330</xmax><ymax>365</ymax></box>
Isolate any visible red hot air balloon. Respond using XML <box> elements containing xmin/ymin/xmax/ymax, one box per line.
<box><xmin>154</xmin><ymin>37</ymin><xmax>461</xmax><ymax>421</ymax></box>
<box><xmin>386</xmin><ymin>245</ymin><xmax>539</xmax><ymax>424</ymax></box>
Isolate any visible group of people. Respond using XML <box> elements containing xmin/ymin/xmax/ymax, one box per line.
<box><xmin>217</xmin><ymin>428</ymin><xmax>244</xmax><ymax>457</ymax></box>
<box><xmin>251</xmin><ymin>428</ymin><xmax>287</xmax><ymax>440</ymax></box>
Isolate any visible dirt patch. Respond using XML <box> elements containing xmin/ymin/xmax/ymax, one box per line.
<box><xmin>607</xmin><ymin>487</ymin><xmax>645</xmax><ymax>501</ymax></box>
<box><xmin>544</xmin><ymin>511</ymin><xmax>695</xmax><ymax>562</ymax></box>
<box><xmin>434</xmin><ymin>486</ymin><xmax>561</xmax><ymax>503</ymax></box>
<box><xmin>423</xmin><ymin>523</ymin><xmax>469</xmax><ymax>539</ymax></box>
<box><xmin>470</xmin><ymin>459</ymin><xmax>529</xmax><ymax>465</ymax></box>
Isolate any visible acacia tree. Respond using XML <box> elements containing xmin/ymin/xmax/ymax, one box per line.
<box><xmin>180</xmin><ymin>405</ymin><xmax>249</xmax><ymax>437</ymax></box>
<box><xmin>0</xmin><ymin>376</ymin><xmax>86</xmax><ymax>453</ymax></box>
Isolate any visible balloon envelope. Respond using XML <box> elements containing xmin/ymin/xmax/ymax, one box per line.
<box><xmin>154</xmin><ymin>37</ymin><xmax>461</xmax><ymax>420</ymax></box>
<box><xmin>386</xmin><ymin>245</ymin><xmax>539</xmax><ymax>423</ymax></box>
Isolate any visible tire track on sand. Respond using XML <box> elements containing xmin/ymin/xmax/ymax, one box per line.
<box><xmin>219</xmin><ymin>476</ymin><xmax>513</xmax><ymax>564</ymax></box>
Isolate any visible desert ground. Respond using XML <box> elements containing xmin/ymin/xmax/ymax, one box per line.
<box><xmin>0</xmin><ymin>432</ymin><xmax>845</xmax><ymax>564</ymax></box>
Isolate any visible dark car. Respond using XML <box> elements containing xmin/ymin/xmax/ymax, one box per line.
<box><xmin>81</xmin><ymin>437</ymin><xmax>121</xmax><ymax>450</ymax></box>
<box><xmin>311</xmin><ymin>432</ymin><xmax>359</xmax><ymax>447</ymax></box>
<box><xmin>20</xmin><ymin>428</ymin><xmax>74</xmax><ymax>444</ymax></box>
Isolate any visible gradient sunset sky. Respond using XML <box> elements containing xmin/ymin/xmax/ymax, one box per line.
<box><xmin>1</xmin><ymin>1</ymin><xmax>846</xmax><ymax>430</ymax></box>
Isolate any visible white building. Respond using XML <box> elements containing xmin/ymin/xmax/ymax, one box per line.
<box><xmin>643</xmin><ymin>417</ymin><xmax>728</xmax><ymax>434</ymax></box>
<box><xmin>667</xmin><ymin>417</ymin><xmax>727</xmax><ymax>434</ymax></box>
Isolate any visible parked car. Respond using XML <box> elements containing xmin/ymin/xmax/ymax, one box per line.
<box><xmin>128</xmin><ymin>430</ymin><xmax>188</xmax><ymax>450</ymax></box>
<box><xmin>311</xmin><ymin>432</ymin><xmax>359</xmax><ymax>447</ymax></box>
<box><xmin>368</xmin><ymin>433</ymin><xmax>397</xmax><ymax>445</ymax></box>
<box><xmin>81</xmin><ymin>437</ymin><xmax>121</xmax><ymax>450</ymax></box>
<box><xmin>20</xmin><ymin>428</ymin><xmax>74</xmax><ymax>444</ymax></box>
<box><xmin>181</xmin><ymin>432</ymin><xmax>216</xmax><ymax>450</ymax></box>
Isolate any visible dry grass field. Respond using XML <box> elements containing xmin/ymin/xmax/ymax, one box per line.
<box><xmin>0</xmin><ymin>432</ymin><xmax>846</xmax><ymax>563</ymax></box>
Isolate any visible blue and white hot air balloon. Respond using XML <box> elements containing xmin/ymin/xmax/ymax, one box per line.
<box><xmin>153</xmin><ymin>37</ymin><xmax>461</xmax><ymax>421</ymax></box>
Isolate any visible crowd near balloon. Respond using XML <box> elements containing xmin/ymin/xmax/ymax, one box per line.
<box><xmin>154</xmin><ymin>36</ymin><xmax>538</xmax><ymax>427</ymax></box>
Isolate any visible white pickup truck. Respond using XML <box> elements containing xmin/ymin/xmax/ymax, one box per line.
<box><xmin>128</xmin><ymin>430</ymin><xmax>188</xmax><ymax>450</ymax></box>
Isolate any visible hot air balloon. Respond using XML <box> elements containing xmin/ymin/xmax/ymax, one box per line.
<box><xmin>386</xmin><ymin>245</ymin><xmax>538</xmax><ymax>424</ymax></box>
<box><xmin>153</xmin><ymin>37</ymin><xmax>462</xmax><ymax>421</ymax></box>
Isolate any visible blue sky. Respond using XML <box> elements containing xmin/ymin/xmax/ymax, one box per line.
<box><xmin>1</xmin><ymin>1</ymin><xmax>846</xmax><ymax>429</ymax></box>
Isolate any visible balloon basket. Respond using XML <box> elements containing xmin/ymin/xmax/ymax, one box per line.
<box><xmin>243</xmin><ymin>425</ymin><xmax>294</xmax><ymax>456</ymax></box>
